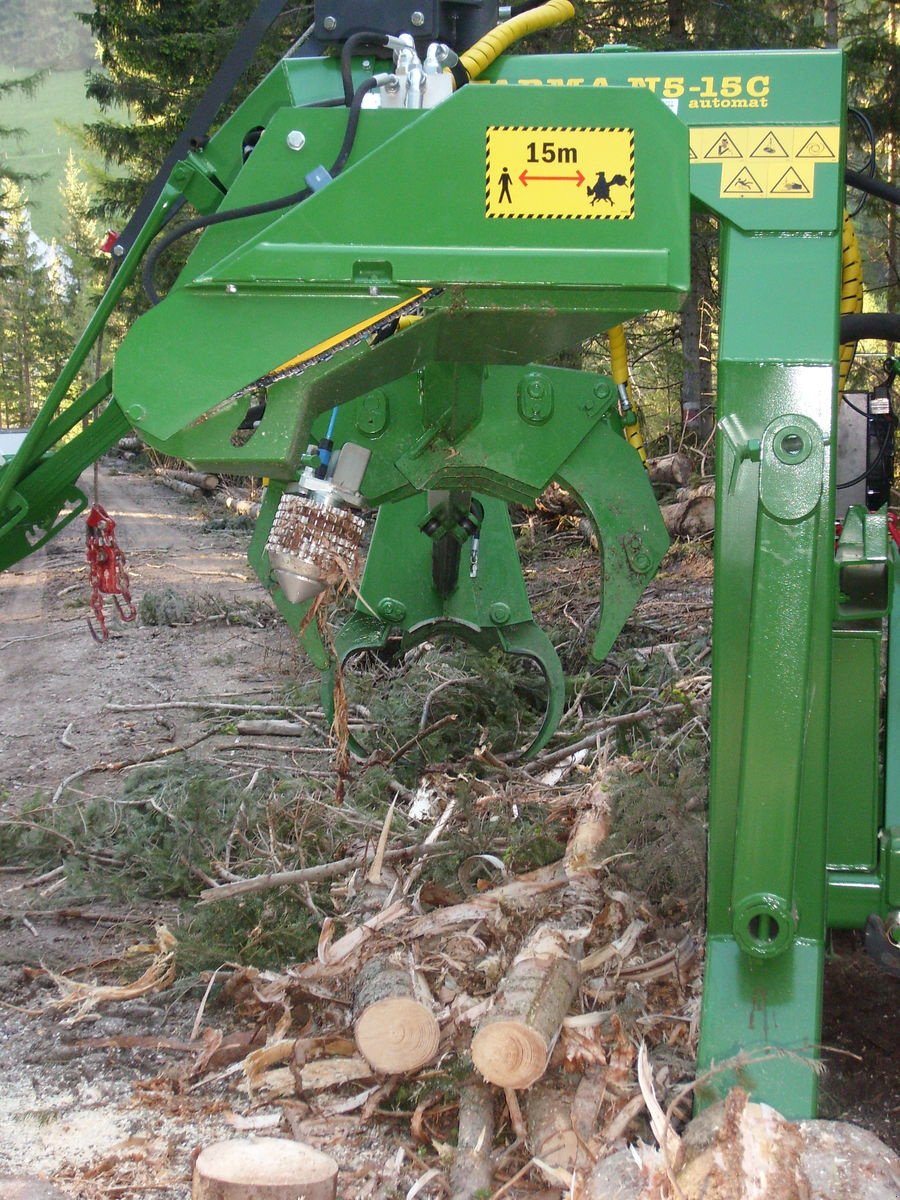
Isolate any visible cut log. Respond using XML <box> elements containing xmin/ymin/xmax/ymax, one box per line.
<box><xmin>154</xmin><ymin>476</ymin><xmax>204</xmax><ymax>500</ymax></box>
<box><xmin>526</xmin><ymin>1079</ymin><xmax>586</xmax><ymax>1171</ymax></box>
<box><xmin>117</xmin><ymin>436</ymin><xmax>143</xmax><ymax>453</ymax></box>
<box><xmin>154</xmin><ymin>467</ymin><xmax>219</xmax><ymax>491</ymax></box>
<box><xmin>0</xmin><ymin>1181</ymin><xmax>71</xmax><ymax>1200</ymax></box>
<box><xmin>353</xmin><ymin>956</ymin><xmax>440</xmax><ymax>1074</ymax></box>
<box><xmin>235</xmin><ymin>720</ymin><xmax>307</xmax><ymax>737</ymax></box>
<box><xmin>449</xmin><ymin>1081</ymin><xmax>495</xmax><ymax>1200</ymax></box>
<box><xmin>192</xmin><ymin>1138</ymin><xmax>337</xmax><ymax>1200</ymax></box>
<box><xmin>471</xmin><ymin>923</ymin><xmax>583</xmax><ymax>1089</ymax></box>
<box><xmin>585</xmin><ymin>1148</ymin><xmax>643</xmax><ymax>1200</ymax></box>
<box><xmin>676</xmin><ymin>1092</ymin><xmax>900</xmax><ymax>1200</ymax></box>
<box><xmin>647</xmin><ymin>451</ymin><xmax>692</xmax><ymax>487</ymax></box>
<box><xmin>674</xmin><ymin>480</ymin><xmax>715</xmax><ymax>503</ymax></box>
<box><xmin>225</xmin><ymin>495</ymin><xmax>261</xmax><ymax>519</ymax></box>
<box><xmin>660</xmin><ymin>493</ymin><xmax>715</xmax><ymax>538</ymax></box>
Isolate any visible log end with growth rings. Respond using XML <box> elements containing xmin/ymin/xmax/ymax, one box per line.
<box><xmin>354</xmin><ymin>996</ymin><xmax>440</xmax><ymax>1074</ymax></box>
<box><xmin>192</xmin><ymin>1138</ymin><xmax>338</xmax><ymax>1200</ymax></box>
<box><xmin>471</xmin><ymin>1020</ymin><xmax>550</xmax><ymax>1090</ymax></box>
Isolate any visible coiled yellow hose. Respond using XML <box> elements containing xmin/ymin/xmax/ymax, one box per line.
<box><xmin>839</xmin><ymin>210</ymin><xmax>864</xmax><ymax>396</ymax></box>
<box><xmin>459</xmin><ymin>0</ymin><xmax>575</xmax><ymax>81</ymax></box>
<box><xmin>607</xmin><ymin>324</ymin><xmax>648</xmax><ymax>464</ymax></box>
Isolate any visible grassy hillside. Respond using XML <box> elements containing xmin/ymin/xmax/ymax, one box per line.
<box><xmin>1</xmin><ymin>69</ymin><xmax>126</xmax><ymax>243</ymax></box>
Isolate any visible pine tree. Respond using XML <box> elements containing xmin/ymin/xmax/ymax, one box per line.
<box><xmin>80</xmin><ymin>1</ymin><xmax>311</xmax><ymax>222</ymax></box>
<box><xmin>0</xmin><ymin>183</ymin><xmax>54</xmax><ymax>426</ymax></box>
<box><xmin>0</xmin><ymin>73</ymin><xmax>46</xmax><ymax>272</ymax></box>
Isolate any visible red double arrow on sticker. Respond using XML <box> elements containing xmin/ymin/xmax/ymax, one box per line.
<box><xmin>518</xmin><ymin>169</ymin><xmax>586</xmax><ymax>187</ymax></box>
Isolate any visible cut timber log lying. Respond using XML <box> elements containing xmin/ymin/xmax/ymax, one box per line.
<box><xmin>647</xmin><ymin>451</ymin><xmax>692</xmax><ymax>487</ymax></box>
<box><xmin>225</xmin><ymin>494</ymin><xmax>261</xmax><ymax>519</ymax></box>
<box><xmin>471</xmin><ymin>923</ymin><xmax>583</xmax><ymax>1088</ymax></box>
<box><xmin>660</xmin><ymin>486</ymin><xmax>715</xmax><ymax>538</ymax></box>
<box><xmin>154</xmin><ymin>475</ymin><xmax>205</xmax><ymax>500</ymax></box>
<box><xmin>117</xmin><ymin>436</ymin><xmax>143</xmax><ymax>453</ymax></box>
<box><xmin>192</xmin><ymin>1138</ymin><xmax>337</xmax><ymax>1200</ymax></box>
<box><xmin>353</xmin><ymin>955</ymin><xmax>440</xmax><ymax>1074</ymax></box>
<box><xmin>154</xmin><ymin>467</ymin><xmax>219</xmax><ymax>491</ymax></box>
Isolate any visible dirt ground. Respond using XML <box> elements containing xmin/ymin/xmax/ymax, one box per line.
<box><xmin>0</xmin><ymin>462</ymin><xmax>897</xmax><ymax>1195</ymax></box>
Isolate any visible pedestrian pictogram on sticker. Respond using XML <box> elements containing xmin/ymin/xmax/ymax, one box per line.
<box><xmin>705</xmin><ymin>132</ymin><xmax>742</xmax><ymax>159</ymax></box>
<box><xmin>796</xmin><ymin>130</ymin><xmax>836</xmax><ymax>159</ymax></box>
<box><xmin>771</xmin><ymin>167</ymin><xmax>810</xmax><ymax>195</ymax></box>
<box><xmin>723</xmin><ymin>166</ymin><xmax>763</xmax><ymax>195</ymax></box>
<box><xmin>751</xmin><ymin>131</ymin><xmax>789</xmax><ymax>159</ymax></box>
<box><xmin>485</xmin><ymin>126</ymin><xmax>634</xmax><ymax>220</ymax></box>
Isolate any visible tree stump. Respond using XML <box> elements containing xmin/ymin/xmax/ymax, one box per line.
<box><xmin>192</xmin><ymin>1138</ymin><xmax>337</xmax><ymax>1200</ymax></box>
<box><xmin>353</xmin><ymin>957</ymin><xmax>440</xmax><ymax>1074</ymax></box>
<box><xmin>471</xmin><ymin>924</ymin><xmax>582</xmax><ymax>1088</ymax></box>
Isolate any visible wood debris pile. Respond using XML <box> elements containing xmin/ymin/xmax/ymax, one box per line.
<box><xmin>72</xmin><ymin>764</ymin><xmax>701</xmax><ymax>1198</ymax></box>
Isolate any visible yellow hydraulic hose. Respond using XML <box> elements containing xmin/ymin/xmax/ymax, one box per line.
<box><xmin>459</xmin><ymin>0</ymin><xmax>575</xmax><ymax>81</ymax></box>
<box><xmin>607</xmin><ymin>324</ymin><xmax>648</xmax><ymax>465</ymax></box>
<box><xmin>839</xmin><ymin>210</ymin><xmax>864</xmax><ymax>396</ymax></box>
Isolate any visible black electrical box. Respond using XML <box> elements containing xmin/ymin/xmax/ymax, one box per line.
<box><xmin>313</xmin><ymin>0</ymin><xmax>499</xmax><ymax>52</ymax></box>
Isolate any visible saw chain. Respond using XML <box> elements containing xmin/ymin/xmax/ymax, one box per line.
<box><xmin>230</xmin><ymin>288</ymin><xmax>439</xmax><ymax>401</ymax></box>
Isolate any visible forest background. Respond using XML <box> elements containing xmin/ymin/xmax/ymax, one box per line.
<box><xmin>0</xmin><ymin>0</ymin><xmax>897</xmax><ymax>444</ymax></box>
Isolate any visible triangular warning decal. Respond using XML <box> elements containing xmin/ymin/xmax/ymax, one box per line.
<box><xmin>723</xmin><ymin>166</ymin><xmax>763</xmax><ymax>196</ymax></box>
<box><xmin>705</xmin><ymin>132</ymin><xmax>742</xmax><ymax>159</ymax></box>
<box><xmin>771</xmin><ymin>167</ymin><xmax>810</xmax><ymax>195</ymax></box>
<box><xmin>689</xmin><ymin>144</ymin><xmax>697</xmax><ymax>159</ymax></box>
<box><xmin>750</xmin><ymin>131</ymin><xmax>789</xmax><ymax>158</ymax></box>
<box><xmin>796</xmin><ymin>130</ymin><xmax>837</xmax><ymax>159</ymax></box>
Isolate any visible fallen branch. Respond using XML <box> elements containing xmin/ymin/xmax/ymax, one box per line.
<box><xmin>198</xmin><ymin>842</ymin><xmax>449</xmax><ymax>904</ymax></box>
<box><xmin>450</xmin><ymin>1081</ymin><xmax>495</xmax><ymax>1200</ymax></box>
<box><xmin>52</xmin><ymin>729</ymin><xmax>218</xmax><ymax>803</ymax></box>
<box><xmin>529</xmin><ymin>701</ymin><xmax>700</xmax><ymax>771</ymax></box>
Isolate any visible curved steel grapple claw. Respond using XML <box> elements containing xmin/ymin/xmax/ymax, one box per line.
<box><xmin>320</xmin><ymin>612</ymin><xmax>565</xmax><ymax>761</ymax></box>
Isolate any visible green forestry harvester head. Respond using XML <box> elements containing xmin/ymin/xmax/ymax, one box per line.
<box><xmin>0</xmin><ymin>0</ymin><xmax>898</xmax><ymax>1119</ymax></box>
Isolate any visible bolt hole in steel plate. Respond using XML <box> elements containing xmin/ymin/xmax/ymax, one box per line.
<box><xmin>774</xmin><ymin>425</ymin><xmax>813</xmax><ymax>465</ymax></box>
<box><xmin>733</xmin><ymin>893</ymin><xmax>795</xmax><ymax>959</ymax></box>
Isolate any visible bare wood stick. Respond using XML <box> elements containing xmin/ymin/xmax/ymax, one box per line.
<box><xmin>353</xmin><ymin>954</ymin><xmax>439</xmax><ymax>1074</ymax></box>
<box><xmin>530</xmin><ymin>702</ymin><xmax>698</xmax><ymax>770</ymax></box>
<box><xmin>52</xmin><ymin>730</ymin><xmax>218</xmax><ymax>803</ymax></box>
<box><xmin>154</xmin><ymin>467</ymin><xmax>219</xmax><ymax>491</ymax></box>
<box><xmin>504</xmin><ymin>1087</ymin><xmax>527</xmax><ymax>1140</ymax></box>
<box><xmin>367</xmin><ymin>800</ymin><xmax>396</xmax><ymax>885</ymax></box>
<box><xmin>106</xmin><ymin>701</ymin><xmax>309</xmax><ymax>715</ymax></box>
<box><xmin>450</xmin><ymin>1081</ymin><xmax>495</xmax><ymax>1200</ymax></box>
<box><xmin>471</xmin><ymin>924</ymin><xmax>584</xmax><ymax>1089</ymax></box>
<box><xmin>192</xmin><ymin>1138</ymin><xmax>337</xmax><ymax>1200</ymax></box>
<box><xmin>198</xmin><ymin>843</ymin><xmax>448</xmax><ymax>904</ymax></box>
<box><xmin>366</xmin><ymin>713</ymin><xmax>458</xmax><ymax>767</ymax></box>
<box><xmin>235</xmin><ymin>719</ymin><xmax>309</xmax><ymax>737</ymax></box>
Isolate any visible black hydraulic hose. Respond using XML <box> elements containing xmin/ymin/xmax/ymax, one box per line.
<box><xmin>846</xmin><ymin>167</ymin><xmax>900</xmax><ymax>207</ymax></box>
<box><xmin>340</xmin><ymin>31</ymin><xmax>390</xmax><ymax>104</ymax></box>
<box><xmin>841</xmin><ymin>313</ymin><xmax>900</xmax><ymax>344</ymax></box>
<box><xmin>142</xmin><ymin>75</ymin><xmax>383</xmax><ymax>305</ymax></box>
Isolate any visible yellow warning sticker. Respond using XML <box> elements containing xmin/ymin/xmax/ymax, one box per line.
<box><xmin>486</xmin><ymin>126</ymin><xmax>634</xmax><ymax>220</ymax></box>
<box><xmin>689</xmin><ymin>125</ymin><xmax>838</xmax><ymax>199</ymax></box>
